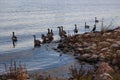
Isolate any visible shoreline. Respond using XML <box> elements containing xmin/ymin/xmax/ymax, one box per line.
<box><xmin>0</xmin><ymin>27</ymin><xmax>120</xmax><ymax>80</ymax></box>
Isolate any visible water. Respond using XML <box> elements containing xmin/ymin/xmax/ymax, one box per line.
<box><xmin>0</xmin><ymin>44</ymin><xmax>76</xmax><ymax>73</ymax></box>
<box><xmin>0</xmin><ymin>0</ymin><xmax>120</xmax><ymax>72</ymax></box>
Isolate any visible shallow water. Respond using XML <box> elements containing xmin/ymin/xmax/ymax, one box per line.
<box><xmin>0</xmin><ymin>0</ymin><xmax>120</xmax><ymax>72</ymax></box>
<box><xmin>0</xmin><ymin>43</ymin><xmax>76</xmax><ymax>73</ymax></box>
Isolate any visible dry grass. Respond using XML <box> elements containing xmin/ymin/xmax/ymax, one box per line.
<box><xmin>0</xmin><ymin>61</ymin><xmax>29</xmax><ymax>80</ymax></box>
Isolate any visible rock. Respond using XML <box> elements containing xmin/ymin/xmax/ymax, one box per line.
<box><xmin>91</xmin><ymin>54</ymin><xmax>98</xmax><ymax>58</ymax></box>
<box><xmin>83</xmin><ymin>42</ymin><xmax>89</xmax><ymax>47</ymax></box>
<box><xmin>74</xmin><ymin>43</ymin><xmax>81</xmax><ymax>48</ymax></box>
<box><xmin>57</xmin><ymin>43</ymin><xmax>64</xmax><ymax>49</ymax></box>
<box><xmin>90</xmin><ymin>43</ymin><xmax>97</xmax><ymax>50</ymax></box>
<box><xmin>82</xmin><ymin>54</ymin><xmax>90</xmax><ymax>58</ymax></box>
<box><xmin>99</xmin><ymin>41</ymin><xmax>111</xmax><ymax>48</ymax></box>
<box><xmin>63</xmin><ymin>47</ymin><xmax>69</xmax><ymax>52</ymax></box>
<box><xmin>100</xmin><ymin>47</ymin><xmax>109</xmax><ymax>53</ymax></box>
<box><xmin>99</xmin><ymin>73</ymin><xmax>113</xmax><ymax>80</ymax></box>
<box><xmin>75</xmin><ymin>48</ymin><xmax>84</xmax><ymax>53</ymax></box>
<box><xmin>98</xmin><ymin>53</ymin><xmax>105</xmax><ymax>61</ymax></box>
<box><xmin>110</xmin><ymin>43</ymin><xmax>120</xmax><ymax>49</ymax></box>
<box><xmin>112</xmin><ymin>58</ymin><xmax>117</xmax><ymax>65</ymax></box>
<box><xmin>106</xmin><ymin>39</ymin><xmax>114</xmax><ymax>43</ymax></box>
<box><xmin>103</xmin><ymin>32</ymin><xmax>111</xmax><ymax>37</ymax></box>
<box><xmin>114</xmin><ymin>66</ymin><xmax>119</xmax><ymax>71</ymax></box>
<box><xmin>116</xmin><ymin>41</ymin><xmax>120</xmax><ymax>45</ymax></box>
<box><xmin>87</xmin><ymin>54</ymin><xmax>99</xmax><ymax>63</ymax></box>
<box><xmin>116</xmin><ymin>50</ymin><xmax>120</xmax><ymax>54</ymax></box>
<box><xmin>75</xmin><ymin>54</ymin><xmax>91</xmax><ymax>61</ymax></box>
<box><xmin>76</xmin><ymin>48</ymin><xmax>83</xmax><ymax>51</ymax></box>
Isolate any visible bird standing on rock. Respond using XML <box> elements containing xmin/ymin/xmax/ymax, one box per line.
<box><xmin>92</xmin><ymin>24</ymin><xmax>96</xmax><ymax>32</ymax></box>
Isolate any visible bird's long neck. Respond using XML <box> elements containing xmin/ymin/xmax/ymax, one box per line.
<box><xmin>48</xmin><ymin>28</ymin><xmax>50</xmax><ymax>33</ymax></box>
<box><xmin>61</xmin><ymin>27</ymin><xmax>63</xmax><ymax>31</ymax></box>
<box><xmin>58</xmin><ymin>27</ymin><xmax>61</xmax><ymax>32</ymax></box>
<box><xmin>12</xmin><ymin>32</ymin><xmax>15</xmax><ymax>37</ymax></box>
<box><xmin>51</xmin><ymin>29</ymin><xmax>52</xmax><ymax>32</ymax></box>
<box><xmin>75</xmin><ymin>26</ymin><xmax>77</xmax><ymax>29</ymax></box>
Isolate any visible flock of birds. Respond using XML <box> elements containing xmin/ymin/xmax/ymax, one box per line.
<box><xmin>12</xmin><ymin>17</ymin><xmax>99</xmax><ymax>48</ymax></box>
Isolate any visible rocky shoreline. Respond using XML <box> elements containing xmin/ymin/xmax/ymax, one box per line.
<box><xmin>56</xmin><ymin>27</ymin><xmax>120</xmax><ymax>72</ymax></box>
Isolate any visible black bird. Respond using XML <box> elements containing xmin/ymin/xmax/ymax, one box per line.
<box><xmin>47</xmin><ymin>28</ymin><xmax>51</xmax><ymax>35</ymax></box>
<box><xmin>12</xmin><ymin>32</ymin><xmax>17</xmax><ymax>42</ymax></box>
<box><xmin>12</xmin><ymin>32</ymin><xmax>17</xmax><ymax>48</ymax></box>
<box><xmin>50</xmin><ymin>29</ymin><xmax>54</xmax><ymax>36</ymax></box>
<box><xmin>92</xmin><ymin>24</ymin><xmax>96</xmax><ymax>32</ymax></box>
